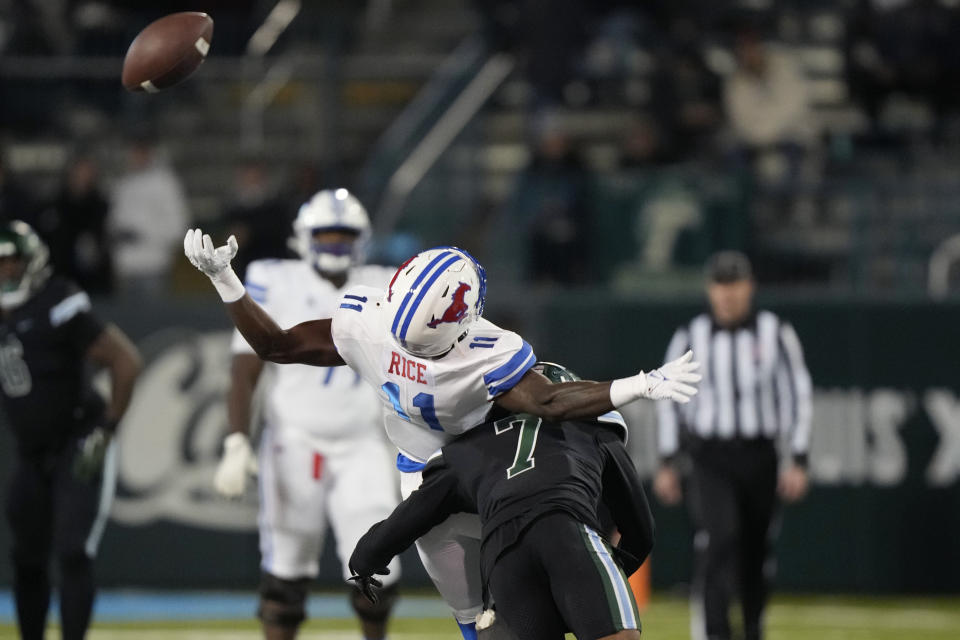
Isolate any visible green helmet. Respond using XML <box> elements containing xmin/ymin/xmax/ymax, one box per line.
<box><xmin>534</xmin><ymin>360</ymin><xmax>628</xmax><ymax>443</ymax></box>
<box><xmin>532</xmin><ymin>361</ymin><xmax>582</xmax><ymax>384</ymax></box>
<box><xmin>0</xmin><ymin>220</ymin><xmax>51</xmax><ymax>310</ymax></box>
<box><xmin>485</xmin><ymin>361</ymin><xmax>583</xmax><ymax>423</ymax></box>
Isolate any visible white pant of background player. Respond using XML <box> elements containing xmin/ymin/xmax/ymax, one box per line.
<box><xmin>400</xmin><ymin>469</ymin><xmax>483</xmax><ymax>624</ymax></box>
<box><xmin>258</xmin><ymin>424</ymin><xmax>402</xmax><ymax>586</ymax></box>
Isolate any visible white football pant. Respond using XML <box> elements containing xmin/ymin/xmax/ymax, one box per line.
<box><xmin>258</xmin><ymin>425</ymin><xmax>401</xmax><ymax>586</ymax></box>
<box><xmin>400</xmin><ymin>468</ymin><xmax>483</xmax><ymax>624</ymax></box>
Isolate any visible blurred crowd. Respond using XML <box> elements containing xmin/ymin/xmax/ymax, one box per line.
<box><xmin>0</xmin><ymin>137</ymin><xmax>311</xmax><ymax>298</ymax></box>
<box><xmin>481</xmin><ymin>0</ymin><xmax>960</xmax><ymax>288</ymax></box>
<box><xmin>4</xmin><ymin>0</ymin><xmax>960</xmax><ymax>294</ymax></box>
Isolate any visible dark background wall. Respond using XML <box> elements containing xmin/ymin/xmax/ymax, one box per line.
<box><xmin>1</xmin><ymin>293</ymin><xmax>958</xmax><ymax>592</ymax></box>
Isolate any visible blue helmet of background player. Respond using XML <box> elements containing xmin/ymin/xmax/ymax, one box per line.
<box><xmin>291</xmin><ymin>188</ymin><xmax>371</xmax><ymax>276</ymax></box>
<box><xmin>0</xmin><ymin>220</ymin><xmax>51</xmax><ymax>310</ymax></box>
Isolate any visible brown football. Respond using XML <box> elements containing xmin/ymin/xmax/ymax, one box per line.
<box><xmin>122</xmin><ymin>12</ymin><xmax>214</xmax><ymax>93</ymax></box>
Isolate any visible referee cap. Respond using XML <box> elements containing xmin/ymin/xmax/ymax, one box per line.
<box><xmin>706</xmin><ymin>250</ymin><xmax>752</xmax><ymax>283</ymax></box>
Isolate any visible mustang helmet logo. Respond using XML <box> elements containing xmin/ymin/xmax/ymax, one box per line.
<box><xmin>427</xmin><ymin>282</ymin><xmax>471</xmax><ymax>328</ymax></box>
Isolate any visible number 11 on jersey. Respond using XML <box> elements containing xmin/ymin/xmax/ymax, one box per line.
<box><xmin>381</xmin><ymin>382</ymin><xmax>445</xmax><ymax>431</ymax></box>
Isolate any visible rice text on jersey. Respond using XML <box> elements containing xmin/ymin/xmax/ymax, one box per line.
<box><xmin>388</xmin><ymin>351</ymin><xmax>428</xmax><ymax>384</ymax></box>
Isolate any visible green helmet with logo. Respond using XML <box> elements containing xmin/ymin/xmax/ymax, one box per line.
<box><xmin>485</xmin><ymin>361</ymin><xmax>586</xmax><ymax>423</ymax></box>
<box><xmin>534</xmin><ymin>360</ymin><xmax>628</xmax><ymax>442</ymax></box>
<box><xmin>532</xmin><ymin>361</ymin><xmax>582</xmax><ymax>384</ymax></box>
<box><xmin>0</xmin><ymin>220</ymin><xmax>51</xmax><ymax>310</ymax></box>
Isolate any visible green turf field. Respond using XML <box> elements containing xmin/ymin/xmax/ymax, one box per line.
<box><xmin>2</xmin><ymin>594</ymin><xmax>958</xmax><ymax>639</ymax></box>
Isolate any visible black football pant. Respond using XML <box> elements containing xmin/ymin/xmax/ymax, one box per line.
<box><xmin>686</xmin><ymin>439</ymin><xmax>779</xmax><ymax>640</ymax></box>
<box><xmin>489</xmin><ymin>512</ymin><xmax>640</xmax><ymax>640</ymax></box>
<box><xmin>5</xmin><ymin>442</ymin><xmax>115</xmax><ymax>640</ymax></box>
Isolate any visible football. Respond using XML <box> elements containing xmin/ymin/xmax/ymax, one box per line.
<box><xmin>121</xmin><ymin>12</ymin><xmax>214</xmax><ymax>93</ymax></box>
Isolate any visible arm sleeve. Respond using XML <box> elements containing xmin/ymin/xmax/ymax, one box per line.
<box><xmin>481</xmin><ymin>336</ymin><xmax>536</xmax><ymax>398</ymax></box>
<box><xmin>656</xmin><ymin>326</ymin><xmax>690</xmax><ymax>460</ymax></box>
<box><xmin>599</xmin><ymin>431</ymin><xmax>655</xmax><ymax>575</ymax></box>
<box><xmin>349</xmin><ymin>454</ymin><xmax>471</xmax><ymax>576</ymax></box>
<box><xmin>243</xmin><ymin>261</ymin><xmax>270</xmax><ymax>305</ymax></box>
<box><xmin>330</xmin><ymin>286</ymin><xmax>383</xmax><ymax>350</ymax></box>
<box><xmin>51</xmin><ymin>285</ymin><xmax>105</xmax><ymax>353</ymax></box>
<box><xmin>777</xmin><ymin>321</ymin><xmax>813</xmax><ymax>465</ymax></box>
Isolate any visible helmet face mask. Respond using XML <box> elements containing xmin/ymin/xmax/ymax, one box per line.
<box><xmin>0</xmin><ymin>220</ymin><xmax>51</xmax><ymax>311</ymax></box>
<box><xmin>309</xmin><ymin>229</ymin><xmax>360</xmax><ymax>275</ymax></box>
<box><xmin>292</xmin><ymin>188</ymin><xmax>370</xmax><ymax>276</ymax></box>
<box><xmin>384</xmin><ymin>247</ymin><xmax>487</xmax><ymax>358</ymax></box>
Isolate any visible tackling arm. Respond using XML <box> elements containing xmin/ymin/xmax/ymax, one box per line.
<box><xmin>349</xmin><ymin>456</ymin><xmax>472</xmax><ymax>579</ymax></box>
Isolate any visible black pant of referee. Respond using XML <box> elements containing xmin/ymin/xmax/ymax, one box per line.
<box><xmin>654</xmin><ymin>251</ymin><xmax>812</xmax><ymax>640</ymax></box>
<box><xmin>687</xmin><ymin>439</ymin><xmax>778</xmax><ymax>640</ymax></box>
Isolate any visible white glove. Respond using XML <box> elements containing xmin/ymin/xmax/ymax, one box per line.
<box><xmin>183</xmin><ymin>228</ymin><xmax>245</xmax><ymax>302</ymax></box>
<box><xmin>610</xmin><ymin>350</ymin><xmax>702</xmax><ymax>406</ymax></box>
<box><xmin>213</xmin><ymin>432</ymin><xmax>258</xmax><ymax>498</ymax></box>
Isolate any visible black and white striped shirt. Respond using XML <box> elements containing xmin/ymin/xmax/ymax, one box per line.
<box><xmin>656</xmin><ymin>310</ymin><xmax>813</xmax><ymax>464</ymax></box>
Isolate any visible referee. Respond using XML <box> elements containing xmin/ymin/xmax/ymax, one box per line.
<box><xmin>653</xmin><ymin>251</ymin><xmax>812</xmax><ymax>640</ymax></box>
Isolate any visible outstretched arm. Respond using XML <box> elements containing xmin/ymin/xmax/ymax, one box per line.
<box><xmin>495</xmin><ymin>372</ymin><xmax>615</xmax><ymax>420</ymax></box>
<box><xmin>184</xmin><ymin>229</ymin><xmax>343</xmax><ymax>366</ymax></box>
<box><xmin>495</xmin><ymin>351</ymin><xmax>702</xmax><ymax>420</ymax></box>
<box><xmin>225</xmin><ymin>296</ymin><xmax>342</xmax><ymax>366</ymax></box>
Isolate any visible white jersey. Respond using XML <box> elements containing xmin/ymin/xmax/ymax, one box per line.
<box><xmin>331</xmin><ymin>285</ymin><xmax>537</xmax><ymax>462</ymax></box>
<box><xmin>231</xmin><ymin>260</ymin><xmax>396</xmax><ymax>444</ymax></box>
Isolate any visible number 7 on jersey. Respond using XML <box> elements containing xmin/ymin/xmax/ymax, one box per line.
<box><xmin>495</xmin><ymin>416</ymin><xmax>542</xmax><ymax>479</ymax></box>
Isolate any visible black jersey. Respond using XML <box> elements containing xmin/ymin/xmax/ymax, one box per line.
<box><xmin>351</xmin><ymin>415</ymin><xmax>654</xmax><ymax>588</ymax></box>
<box><xmin>0</xmin><ymin>277</ymin><xmax>106</xmax><ymax>453</ymax></box>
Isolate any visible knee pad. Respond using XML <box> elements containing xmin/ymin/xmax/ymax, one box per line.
<box><xmin>350</xmin><ymin>583</ymin><xmax>398</xmax><ymax>625</ymax></box>
<box><xmin>257</xmin><ymin>572</ymin><xmax>310</xmax><ymax>628</ymax></box>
